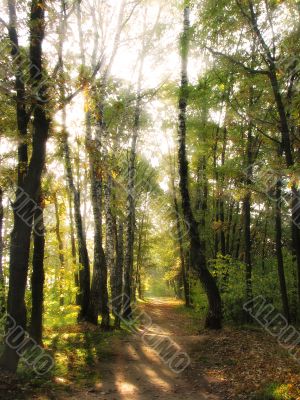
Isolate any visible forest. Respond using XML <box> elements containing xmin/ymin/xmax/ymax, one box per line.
<box><xmin>0</xmin><ymin>0</ymin><xmax>300</xmax><ymax>399</ymax></box>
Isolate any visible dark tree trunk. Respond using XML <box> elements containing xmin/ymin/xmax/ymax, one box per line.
<box><xmin>0</xmin><ymin>0</ymin><xmax>50</xmax><ymax>372</ymax></box>
<box><xmin>54</xmin><ymin>193</ymin><xmax>65</xmax><ymax>307</ymax></box>
<box><xmin>261</xmin><ymin>214</ymin><xmax>268</xmax><ymax>273</ymax></box>
<box><xmin>177</xmin><ymin>4</ymin><xmax>222</xmax><ymax>329</ymax></box>
<box><xmin>57</xmin><ymin>2</ymin><xmax>90</xmax><ymax>318</ymax></box>
<box><xmin>247</xmin><ymin>2</ymin><xmax>300</xmax><ymax>310</ymax></box>
<box><xmin>113</xmin><ymin>221</ymin><xmax>124</xmax><ymax>329</ymax></box>
<box><xmin>171</xmin><ymin>173</ymin><xmax>190</xmax><ymax>307</ymax></box>
<box><xmin>30</xmin><ymin>196</ymin><xmax>45</xmax><ymax>345</ymax></box>
<box><xmin>0</xmin><ymin>188</ymin><xmax>5</xmax><ymax>315</ymax></box>
<box><xmin>275</xmin><ymin>179</ymin><xmax>290</xmax><ymax>322</ymax></box>
<box><xmin>219</xmin><ymin>127</ymin><xmax>227</xmax><ymax>256</ymax></box>
<box><xmin>63</xmin><ymin>135</ymin><xmax>90</xmax><ymax>320</ymax></box>
<box><xmin>7</xmin><ymin>0</ymin><xmax>29</xmax><ymax>188</ymax></box>
<box><xmin>123</xmin><ymin>137</ymin><xmax>136</xmax><ymax>319</ymax></box>
<box><xmin>105</xmin><ymin>175</ymin><xmax>116</xmax><ymax>309</ymax></box>
<box><xmin>123</xmin><ymin>82</ymin><xmax>141</xmax><ymax>320</ymax></box>
<box><xmin>85</xmin><ymin>111</ymin><xmax>109</xmax><ymax>328</ymax></box>
<box><xmin>243</xmin><ymin>86</ymin><xmax>254</xmax><ymax>306</ymax></box>
<box><xmin>243</xmin><ymin>190</ymin><xmax>252</xmax><ymax>304</ymax></box>
<box><xmin>67</xmin><ymin>192</ymin><xmax>79</xmax><ymax>304</ymax></box>
<box><xmin>225</xmin><ymin>201</ymin><xmax>234</xmax><ymax>255</ymax></box>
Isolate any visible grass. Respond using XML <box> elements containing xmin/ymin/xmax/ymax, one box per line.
<box><xmin>6</xmin><ymin>308</ymin><xmax>134</xmax><ymax>397</ymax></box>
<box><xmin>253</xmin><ymin>383</ymin><xmax>294</xmax><ymax>400</ymax></box>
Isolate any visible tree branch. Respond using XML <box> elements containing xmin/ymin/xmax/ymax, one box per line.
<box><xmin>205</xmin><ymin>47</ymin><xmax>269</xmax><ymax>75</ymax></box>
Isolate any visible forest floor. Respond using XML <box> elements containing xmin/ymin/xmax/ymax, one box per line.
<box><xmin>1</xmin><ymin>298</ymin><xmax>300</xmax><ymax>400</ymax></box>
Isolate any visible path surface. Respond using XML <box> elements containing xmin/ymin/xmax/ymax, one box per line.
<box><xmin>3</xmin><ymin>297</ymin><xmax>300</xmax><ymax>399</ymax></box>
<box><xmin>64</xmin><ymin>298</ymin><xmax>221</xmax><ymax>400</ymax></box>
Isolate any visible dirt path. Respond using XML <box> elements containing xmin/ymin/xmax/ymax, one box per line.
<box><xmin>3</xmin><ymin>297</ymin><xmax>300</xmax><ymax>399</ymax></box>
<box><xmin>64</xmin><ymin>298</ymin><xmax>220</xmax><ymax>400</ymax></box>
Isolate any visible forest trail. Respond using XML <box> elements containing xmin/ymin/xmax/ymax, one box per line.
<box><xmin>60</xmin><ymin>298</ymin><xmax>221</xmax><ymax>400</ymax></box>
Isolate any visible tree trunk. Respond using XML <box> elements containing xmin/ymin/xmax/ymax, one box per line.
<box><xmin>85</xmin><ymin>110</ymin><xmax>109</xmax><ymax>328</ymax></box>
<box><xmin>113</xmin><ymin>221</ymin><xmax>124</xmax><ymax>329</ymax></box>
<box><xmin>219</xmin><ymin>127</ymin><xmax>227</xmax><ymax>256</ymax></box>
<box><xmin>275</xmin><ymin>179</ymin><xmax>291</xmax><ymax>322</ymax></box>
<box><xmin>171</xmin><ymin>169</ymin><xmax>190</xmax><ymax>307</ymax></box>
<box><xmin>30</xmin><ymin>195</ymin><xmax>45</xmax><ymax>345</ymax></box>
<box><xmin>0</xmin><ymin>0</ymin><xmax>49</xmax><ymax>372</ymax></box>
<box><xmin>123</xmin><ymin>78</ymin><xmax>142</xmax><ymax>319</ymax></box>
<box><xmin>177</xmin><ymin>4</ymin><xmax>222</xmax><ymax>329</ymax></box>
<box><xmin>54</xmin><ymin>193</ymin><xmax>65</xmax><ymax>307</ymax></box>
<box><xmin>67</xmin><ymin>191</ymin><xmax>79</xmax><ymax>304</ymax></box>
<box><xmin>123</xmin><ymin>134</ymin><xmax>137</xmax><ymax>318</ymax></box>
<box><xmin>243</xmin><ymin>86</ymin><xmax>254</xmax><ymax>307</ymax></box>
<box><xmin>248</xmin><ymin>4</ymin><xmax>300</xmax><ymax>311</ymax></box>
<box><xmin>0</xmin><ymin>188</ymin><xmax>5</xmax><ymax>315</ymax></box>
<box><xmin>105</xmin><ymin>175</ymin><xmax>116</xmax><ymax>305</ymax></box>
<box><xmin>56</xmin><ymin>2</ymin><xmax>90</xmax><ymax>316</ymax></box>
<box><xmin>135</xmin><ymin>213</ymin><xmax>145</xmax><ymax>301</ymax></box>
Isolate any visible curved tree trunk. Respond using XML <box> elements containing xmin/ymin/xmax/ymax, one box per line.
<box><xmin>177</xmin><ymin>4</ymin><xmax>222</xmax><ymax>329</ymax></box>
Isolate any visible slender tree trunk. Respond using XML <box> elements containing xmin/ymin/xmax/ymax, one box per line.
<box><xmin>123</xmin><ymin>131</ymin><xmax>137</xmax><ymax>318</ymax></box>
<box><xmin>0</xmin><ymin>188</ymin><xmax>5</xmax><ymax>315</ymax></box>
<box><xmin>226</xmin><ymin>201</ymin><xmax>234</xmax><ymax>255</ymax></box>
<box><xmin>86</xmin><ymin>111</ymin><xmax>109</xmax><ymax>328</ymax></box>
<box><xmin>54</xmin><ymin>193</ymin><xmax>65</xmax><ymax>307</ymax></box>
<box><xmin>219</xmin><ymin>127</ymin><xmax>227</xmax><ymax>256</ymax></box>
<box><xmin>135</xmin><ymin>214</ymin><xmax>145</xmax><ymax>301</ymax></box>
<box><xmin>105</xmin><ymin>175</ymin><xmax>116</xmax><ymax>303</ymax></box>
<box><xmin>171</xmin><ymin>169</ymin><xmax>190</xmax><ymax>307</ymax></box>
<box><xmin>230</xmin><ymin>203</ymin><xmax>240</xmax><ymax>257</ymax></box>
<box><xmin>30</xmin><ymin>195</ymin><xmax>45</xmax><ymax>345</ymax></box>
<box><xmin>177</xmin><ymin>4</ymin><xmax>222</xmax><ymax>329</ymax></box>
<box><xmin>113</xmin><ymin>221</ymin><xmax>124</xmax><ymax>329</ymax></box>
<box><xmin>243</xmin><ymin>86</ymin><xmax>254</xmax><ymax>307</ymax></box>
<box><xmin>64</xmin><ymin>137</ymin><xmax>90</xmax><ymax>320</ymax></box>
<box><xmin>57</xmin><ymin>3</ymin><xmax>90</xmax><ymax>318</ymax></box>
<box><xmin>248</xmin><ymin>4</ymin><xmax>300</xmax><ymax>309</ymax></box>
<box><xmin>123</xmin><ymin>71</ymin><xmax>143</xmax><ymax>319</ymax></box>
<box><xmin>275</xmin><ymin>179</ymin><xmax>291</xmax><ymax>322</ymax></box>
<box><xmin>261</xmin><ymin>214</ymin><xmax>268</xmax><ymax>273</ymax></box>
<box><xmin>67</xmin><ymin>191</ymin><xmax>79</xmax><ymax>304</ymax></box>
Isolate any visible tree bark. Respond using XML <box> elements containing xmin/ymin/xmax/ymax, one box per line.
<box><xmin>123</xmin><ymin>68</ymin><xmax>143</xmax><ymax>319</ymax></box>
<box><xmin>247</xmin><ymin>0</ymin><xmax>300</xmax><ymax>311</ymax></box>
<box><xmin>105</xmin><ymin>175</ymin><xmax>116</xmax><ymax>304</ymax></box>
<box><xmin>57</xmin><ymin>2</ymin><xmax>90</xmax><ymax>319</ymax></box>
<box><xmin>30</xmin><ymin>195</ymin><xmax>45</xmax><ymax>345</ymax></box>
<box><xmin>85</xmin><ymin>111</ymin><xmax>109</xmax><ymax>328</ymax></box>
<box><xmin>64</xmin><ymin>136</ymin><xmax>90</xmax><ymax>321</ymax></box>
<box><xmin>0</xmin><ymin>0</ymin><xmax>50</xmax><ymax>372</ymax></box>
<box><xmin>275</xmin><ymin>179</ymin><xmax>291</xmax><ymax>322</ymax></box>
<box><xmin>0</xmin><ymin>188</ymin><xmax>5</xmax><ymax>315</ymax></box>
<box><xmin>54</xmin><ymin>192</ymin><xmax>65</xmax><ymax>307</ymax></box>
<box><xmin>113</xmin><ymin>221</ymin><xmax>124</xmax><ymax>329</ymax></box>
<box><xmin>177</xmin><ymin>4</ymin><xmax>222</xmax><ymax>329</ymax></box>
<box><xmin>170</xmin><ymin>163</ymin><xmax>190</xmax><ymax>307</ymax></box>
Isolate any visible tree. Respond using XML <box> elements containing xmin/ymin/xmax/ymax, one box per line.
<box><xmin>0</xmin><ymin>0</ymin><xmax>50</xmax><ymax>372</ymax></box>
<box><xmin>177</xmin><ymin>3</ymin><xmax>222</xmax><ymax>329</ymax></box>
